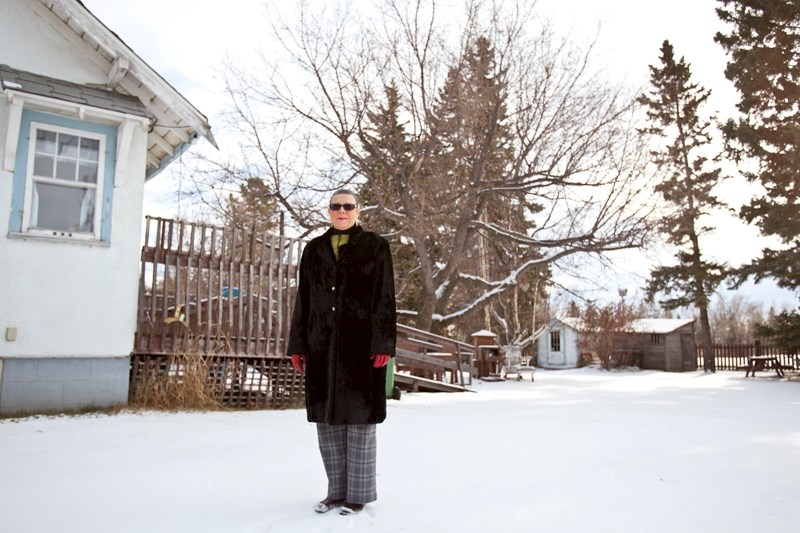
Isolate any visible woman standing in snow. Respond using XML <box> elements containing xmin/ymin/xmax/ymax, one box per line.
<box><xmin>288</xmin><ymin>188</ymin><xmax>396</xmax><ymax>516</ymax></box>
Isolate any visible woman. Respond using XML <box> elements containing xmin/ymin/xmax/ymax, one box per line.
<box><xmin>288</xmin><ymin>188</ymin><xmax>396</xmax><ymax>516</ymax></box>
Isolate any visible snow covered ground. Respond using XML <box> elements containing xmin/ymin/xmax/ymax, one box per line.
<box><xmin>1</xmin><ymin>368</ymin><xmax>798</xmax><ymax>533</ymax></box>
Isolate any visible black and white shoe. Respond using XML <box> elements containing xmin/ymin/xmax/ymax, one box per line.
<box><xmin>339</xmin><ymin>503</ymin><xmax>365</xmax><ymax>515</ymax></box>
<box><xmin>313</xmin><ymin>498</ymin><xmax>345</xmax><ymax>513</ymax></box>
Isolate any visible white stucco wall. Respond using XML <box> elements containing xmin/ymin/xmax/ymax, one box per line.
<box><xmin>0</xmin><ymin>0</ymin><xmax>108</xmax><ymax>85</ymax></box>
<box><xmin>0</xmin><ymin>0</ymin><xmax>148</xmax><ymax>359</ymax></box>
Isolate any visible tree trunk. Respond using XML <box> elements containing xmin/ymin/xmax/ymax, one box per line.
<box><xmin>699</xmin><ymin>306</ymin><xmax>715</xmax><ymax>372</ymax></box>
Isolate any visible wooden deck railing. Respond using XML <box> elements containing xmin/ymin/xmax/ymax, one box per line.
<box><xmin>395</xmin><ymin>324</ymin><xmax>476</xmax><ymax>387</ymax></box>
<box><xmin>131</xmin><ymin>217</ymin><xmax>305</xmax><ymax>408</ymax></box>
<box><xmin>134</xmin><ymin>217</ymin><xmax>305</xmax><ymax>357</ymax></box>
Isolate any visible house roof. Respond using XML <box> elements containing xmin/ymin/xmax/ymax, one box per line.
<box><xmin>1</xmin><ymin>64</ymin><xmax>147</xmax><ymax>118</ymax></box>
<box><xmin>18</xmin><ymin>0</ymin><xmax>217</xmax><ymax>179</ymax></box>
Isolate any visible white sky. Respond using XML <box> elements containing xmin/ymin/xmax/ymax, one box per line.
<box><xmin>80</xmin><ymin>0</ymin><xmax>797</xmax><ymax>309</ymax></box>
<box><xmin>2</xmin><ymin>368</ymin><xmax>799</xmax><ymax>532</ymax></box>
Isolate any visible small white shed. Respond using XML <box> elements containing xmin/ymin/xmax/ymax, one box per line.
<box><xmin>536</xmin><ymin>317</ymin><xmax>583</xmax><ymax>369</ymax></box>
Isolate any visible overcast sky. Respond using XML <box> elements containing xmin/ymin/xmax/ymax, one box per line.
<box><xmin>79</xmin><ymin>0</ymin><xmax>797</xmax><ymax>309</ymax></box>
<box><xmin>81</xmin><ymin>0</ymin><xmax>735</xmax><ymax>117</ymax></box>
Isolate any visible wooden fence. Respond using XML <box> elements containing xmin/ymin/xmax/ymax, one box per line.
<box><xmin>131</xmin><ymin>217</ymin><xmax>306</xmax><ymax>408</ymax></box>
<box><xmin>696</xmin><ymin>342</ymin><xmax>799</xmax><ymax>371</ymax></box>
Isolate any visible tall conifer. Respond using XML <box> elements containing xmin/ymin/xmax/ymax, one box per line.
<box><xmin>716</xmin><ymin>0</ymin><xmax>800</xmax><ymax>347</ymax></box>
<box><xmin>638</xmin><ymin>40</ymin><xmax>727</xmax><ymax>371</ymax></box>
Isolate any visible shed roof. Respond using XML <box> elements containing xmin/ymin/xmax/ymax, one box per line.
<box><xmin>553</xmin><ymin>317</ymin><xmax>584</xmax><ymax>331</ymax></box>
<box><xmin>626</xmin><ymin>318</ymin><xmax>695</xmax><ymax>334</ymax></box>
<box><xmin>552</xmin><ymin>317</ymin><xmax>694</xmax><ymax>335</ymax></box>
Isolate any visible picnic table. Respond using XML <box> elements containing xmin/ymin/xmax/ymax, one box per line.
<box><xmin>745</xmin><ymin>355</ymin><xmax>785</xmax><ymax>377</ymax></box>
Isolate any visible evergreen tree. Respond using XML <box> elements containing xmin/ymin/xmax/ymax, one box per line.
<box><xmin>358</xmin><ymin>82</ymin><xmax>424</xmax><ymax>316</ymax></box>
<box><xmin>638</xmin><ymin>40</ymin><xmax>728</xmax><ymax>371</ymax></box>
<box><xmin>754</xmin><ymin>308</ymin><xmax>800</xmax><ymax>351</ymax></box>
<box><xmin>715</xmin><ymin>0</ymin><xmax>800</xmax><ymax>341</ymax></box>
<box><xmin>429</xmin><ymin>36</ymin><xmax>535</xmax><ymax>336</ymax></box>
<box><xmin>223</xmin><ymin>178</ymin><xmax>280</xmax><ymax>235</ymax></box>
<box><xmin>360</xmin><ymin>37</ymin><xmax>545</xmax><ymax>337</ymax></box>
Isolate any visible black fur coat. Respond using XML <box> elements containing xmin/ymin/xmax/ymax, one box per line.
<box><xmin>287</xmin><ymin>225</ymin><xmax>397</xmax><ymax>424</ymax></box>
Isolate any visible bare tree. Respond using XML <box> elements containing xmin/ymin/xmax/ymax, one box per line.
<box><xmin>709</xmin><ymin>294</ymin><xmax>764</xmax><ymax>345</ymax></box>
<box><xmin>209</xmin><ymin>0</ymin><xmax>655</xmax><ymax>331</ymax></box>
<box><xmin>577</xmin><ymin>293</ymin><xmax>640</xmax><ymax>370</ymax></box>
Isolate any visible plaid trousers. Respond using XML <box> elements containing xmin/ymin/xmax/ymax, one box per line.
<box><xmin>316</xmin><ymin>423</ymin><xmax>377</xmax><ymax>504</ymax></box>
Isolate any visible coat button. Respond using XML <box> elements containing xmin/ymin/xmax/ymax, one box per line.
<box><xmin>331</xmin><ymin>286</ymin><xmax>335</xmax><ymax>291</ymax></box>
<box><xmin>332</xmin><ymin>306</ymin><xmax>336</xmax><ymax>311</ymax></box>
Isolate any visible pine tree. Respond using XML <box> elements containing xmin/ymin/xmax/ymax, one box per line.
<box><xmin>429</xmin><ymin>36</ymin><xmax>543</xmax><ymax>339</ymax></box>
<box><xmin>638</xmin><ymin>40</ymin><xmax>728</xmax><ymax>371</ymax></box>
<box><xmin>359</xmin><ymin>37</ymin><xmax>544</xmax><ymax>337</ymax></box>
<box><xmin>715</xmin><ymin>0</ymin><xmax>800</xmax><ymax>346</ymax></box>
<box><xmin>358</xmin><ymin>82</ymin><xmax>425</xmax><ymax>315</ymax></box>
<box><xmin>223</xmin><ymin>178</ymin><xmax>280</xmax><ymax>235</ymax></box>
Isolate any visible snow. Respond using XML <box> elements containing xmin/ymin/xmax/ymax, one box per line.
<box><xmin>1</xmin><ymin>368</ymin><xmax>798</xmax><ymax>533</ymax></box>
<box><xmin>628</xmin><ymin>318</ymin><xmax>696</xmax><ymax>334</ymax></box>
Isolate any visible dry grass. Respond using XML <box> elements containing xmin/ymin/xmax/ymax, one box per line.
<box><xmin>129</xmin><ymin>351</ymin><xmax>225</xmax><ymax>411</ymax></box>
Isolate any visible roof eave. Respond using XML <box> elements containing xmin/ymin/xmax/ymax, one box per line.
<box><xmin>41</xmin><ymin>0</ymin><xmax>217</xmax><ymax>178</ymax></box>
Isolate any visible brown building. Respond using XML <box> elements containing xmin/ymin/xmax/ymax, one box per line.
<box><xmin>618</xmin><ymin>319</ymin><xmax>697</xmax><ymax>372</ymax></box>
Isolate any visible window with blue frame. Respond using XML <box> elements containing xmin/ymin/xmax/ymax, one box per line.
<box><xmin>10</xmin><ymin>109</ymin><xmax>116</xmax><ymax>242</ymax></box>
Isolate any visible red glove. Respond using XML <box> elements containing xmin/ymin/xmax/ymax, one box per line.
<box><xmin>291</xmin><ymin>354</ymin><xmax>306</xmax><ymax>373</ymax></box>
<box><xmin>371</xmin><ymin>354</ymin><xmax>391</xmax><ymax>368</ymax></box>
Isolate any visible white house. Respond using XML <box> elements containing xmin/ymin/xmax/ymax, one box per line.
<box><xmin>0</xmin><ymin>0</ymin><xmax>215</xmax><ymax>414</ymax></box>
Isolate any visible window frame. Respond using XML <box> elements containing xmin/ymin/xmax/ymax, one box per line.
<box><xmin>9</xmin><ymin>109</ymin><xmax>118</xmax><ymax>244</ymax></box>
<box><xmin>21</xmin><ymin>121</ymin><xmax>106</xmax><ymax>241</ymax></box>
<box><xmin>550</xmin><ymin>330</ymin><xmax>562</xmax><ymax>352</ymax></box>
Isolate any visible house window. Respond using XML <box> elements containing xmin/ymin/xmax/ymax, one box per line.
<box><xmin>651</xmin><ymin>333</ymin><xmax>663</xmax><ymax>344</ymax></box>
<box><xmin>550</xmin><ymin>330</ymin><xmax>561</xmax><ymax>352</ymax></box>
<box><xmin>22</xmin><ymin>122</ymin><xmax>105</xmax><ymax>239</ymax></box>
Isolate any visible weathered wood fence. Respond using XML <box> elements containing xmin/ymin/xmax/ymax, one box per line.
<box><xmin>696</xmin><ymin>341</ymin><xmax>799</xmax><ymax>371</ymax></box>
<box><xmin>131</xmin><ymin>217</ymin><xmax>306</xmax><ymax>408</ymax></box>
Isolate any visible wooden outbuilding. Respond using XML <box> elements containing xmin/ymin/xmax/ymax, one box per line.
<box><xmin>618</xmin><ymin>319</ymin><xmax>697</xmax><ymax>372</ymax></box>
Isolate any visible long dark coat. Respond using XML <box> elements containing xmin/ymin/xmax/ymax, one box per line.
<box><xmin>287</xmin><ymin>225</ymin><xmax>397</xmax><ymax>424</ymax></box>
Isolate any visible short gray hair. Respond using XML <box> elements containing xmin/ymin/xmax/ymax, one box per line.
<box><xmin>330</xmin><ymin>188</ymin><xmax>360</xmax><ymax>206</ymax></box>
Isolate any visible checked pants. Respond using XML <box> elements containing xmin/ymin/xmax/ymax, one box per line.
<box><xmin>316</xmin><ymin>423</ymin><xmax>377</xmax><ymax>504</ymax></box>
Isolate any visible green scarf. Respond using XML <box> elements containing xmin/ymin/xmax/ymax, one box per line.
<box><xmin>331</xmin><ymin>233</ymin><xmax>350</xmax><ymax>261</ymax></box>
